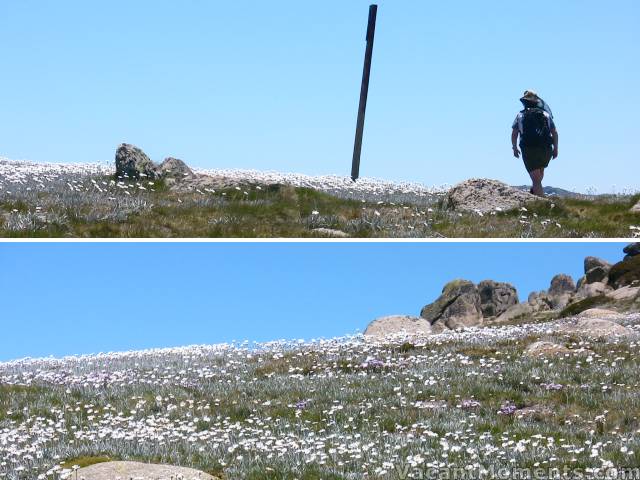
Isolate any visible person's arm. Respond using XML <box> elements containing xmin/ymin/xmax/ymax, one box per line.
<box><xmin>512</xmin><ymin>128</ymin><xmax>520</xmax><ymax>158</ymax></box>
<box><xmin>551</xmin><ymin>129</ymin><xmax>559</xmax><ymax>159</ymax></box>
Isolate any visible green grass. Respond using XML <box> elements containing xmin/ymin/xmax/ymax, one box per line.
<box><xmin>2</xmin><ymin>175</ymin><xmax>639</xmax><ymax>237</ymax></box>
<box><xmin>559</xmin><ymin>295</ymin><xmax>613</xmax><ymax>317</ymax></box>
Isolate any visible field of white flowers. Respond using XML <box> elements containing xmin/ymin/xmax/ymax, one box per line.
<box><xmin>2</xmin><ymin>314</ymin><xmax>640</xmax><ymax>479</ymax></box>
<box><xmin>2</xmin><ymin>158</ymin><xmax>639</xmax><ymax>238</ymax></box>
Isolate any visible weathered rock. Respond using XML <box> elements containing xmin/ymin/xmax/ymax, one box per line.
<box><xmin>584</xmin><ymin>257</ymin><xmax>611</xmax><ymax>284</ymax></box>
<box><xmin>609</xmin><ymin>255</ymin><xmax>640</xmax><ymax>289</ymax></box>
<box><xmin>527</xmin><ymin>291</ymin><xmax>553</xmax><ymax>311</ymax></box>
<box><xmin>364</xmin><ymin>315</ymin><xmax>432</xmax><ymax>339</ymax></box>
<box><xmin>524</xmin><ymin>341</ymin><xmax>571</xmax><ymax>357</ymax></box>
<box><xmin>515</xmin><ymin>404</ymin><xmax>554</xmax><ymax>420</ymax></box>
<box><xmin>420</xmin><ymin>280</ymin><xmax>483</xmax><ymax>330</ymax></box>
<box><xmin>547</xmin><ymin>274</ymin><xmax>576</xmax><ymax>309</ymax></box>
<box><xmin>443</xmin><ymin>178</ymin><xmax>547</xmax><ymax>213</ymax></box>
<box><xmin>477</xmin><ymin>280</ymin><xmax>519</xmax><ymax>318</ymax></box>
<box><xmin>577</xmin><ymin>308</ymin><xmax>622</xmax><ymax>320</ymax></box>
<box><xmin>549</xmin><ymin>274</ymin><xmax>576</xmax><ymax>296</ymax></box>
<box><xmin>630</xmin><ymin>202</ymin><xmax>640</xmax><ymax>213</ymax></box>
<box><xmin>495</xmin><ymin>303</ymin><xmax>535</xmax><ymax>322</ymax></box>
<box><xmin>584</xmin><ymin>256</ymin><xmax>612</xmax><ymax>273</ymax></box>
<box><xmin>158</xmin><ymin>157</ymin><xmax>194</xmax><ymax>179</ymax></box>
<box><xmin>76</xmin><ymin>461</ymin><xmax>218</xmax><ymax>480</ymax></box>
<box><xmin>575</xmin><ymin>281</ymin><xmax>612</xmax><ymax>300</ymax></box>
<box><xmin>312</xmin><ymin>228</ymin><xmax>350</xmax><ymax>238</ymax></box>
<box><xmin>606</xmin><ymin>286</ymin><xmax>640</xmax><ymax>301</ymax></box>
<box><xmin>624</xmin><ymin>243</ymin><xmax>640</xmax><ymax>257</ymax></box>
<box><xmin>115</xmin><ymin>143</ymin><xmax>158</xmax><ymax>179</ymax></box>
<box><xmin>560</xmin><ymin>318</ymin><xmax>637</xmax><ymax>340</ymax></box>
<box><xmin>586</xmin><ymin>267</ymin><xmax>609</xmax><ymax>284</ymax></box>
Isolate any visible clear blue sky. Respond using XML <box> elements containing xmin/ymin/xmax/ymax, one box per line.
<box><xmin>0</xmin><ymin>1</ymin><xmax>638</xmax><ymax>192</ymax></box>
<box><xmin>0</xmin><ymin>242</ymin><xmax>626</xmax><ymax>361</ymax></box>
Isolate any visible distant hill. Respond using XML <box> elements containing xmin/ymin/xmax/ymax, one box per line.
<box><xmin>514</xmin><ymin>185</ymin><xmax>584</xmax><ymax>198</ymax></box>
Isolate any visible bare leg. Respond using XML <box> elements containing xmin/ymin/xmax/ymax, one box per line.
<box><xmin>528</xmin><ymin>168</ymin><xmax>545</xmax><ymax>196</ymax></box>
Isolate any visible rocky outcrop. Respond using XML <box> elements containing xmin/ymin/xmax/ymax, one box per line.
<box><xmin>606</xmin><ymin>286</ymin><xmax>640</xmax><ymax>301</ymax></box>
<box><xmin>631</xmin><ymin>202</ymin><xmax>640</xmax><ymax>214</ymax></box>
<box><xmin>478</xmin><ymin>280</ymin><xmax>519</xmax><ymax>318</ymax></box>
<box><xmin>575</xmin><ymin>281</ymin><xmax>612</xmax><ymax>300</ymax></box>
<box><xmin>420</xmin><ymin>280</ymin><xmax>483</xmax><ymax>330</ymax></box>
<box><xmin>624</xmin><ymin>243</ymin><xmax>640</xmax><ymax>258</ymax></box>
<box><xmin>547</xmin><ymin>274</ymin><xmax>576</xmax><ymax>309</ymax></box>
<box><xmin>115</xmin><ymin>143</ymin><xmax>158</xmax><ymax>179</ymax></box>
<box><xmin>608</xmin><ymin>255</ymin><xmax>640</xmax><ymax>289</ymax></box>
<box><xmin>584</xmin><ymin>256</ymin><xmax>612</xmax><ymax>284</ymax></box>
<box><xmin>114</xmin><ymin>144</ymin><xmax>197</xmax><ymax>186</ymax></box>
<box><xmin>364</xmin><ymin>315</ymin><xmax>432</xmax><ymax>339</ymax></box>
<box><xmin>443</xmin><ymin>179</ymin><xmax>547</xmax><ymax>213</ymax></box>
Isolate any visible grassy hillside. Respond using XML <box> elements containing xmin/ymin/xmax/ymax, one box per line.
<box><xmin>2</xmin><ymin>314</ymin><xmax>640</xmax><ymax>479</ymax></box>
<box><xmin>1</xmin><ymin>162</ymin><xmax>639</xmax><ymax>237</ymax></box>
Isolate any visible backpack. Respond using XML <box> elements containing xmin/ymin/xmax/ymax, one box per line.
<box><xmin>520</xmin><ymin>108</ymin><xmax>552</xmax><ymax>147</ymax></box>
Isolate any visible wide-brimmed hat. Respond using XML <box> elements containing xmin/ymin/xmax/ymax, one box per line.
<box><xmin>520</xmin><ymin>90</ymin><xmax>539</xmax><ymax>103</ymax></box>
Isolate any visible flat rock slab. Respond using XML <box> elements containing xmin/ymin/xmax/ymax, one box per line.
<box><xmin>75</xmin><ymin>461</ymin><xmax>217</xmax><ymax>480</ymax></box>
<box><xmin>606</xmin><ymin>286</ymin><xmax>640</xmax><ymax>301</ymax></box>
<box><xmin>577</xmin><ymin>308</ymin><xmax>623</xmax><ymax>319</ymax></box>
<box><xmin>559</xmin><ymin>318</ymin><xmax>637</xmax><ymax>340</ymax></box>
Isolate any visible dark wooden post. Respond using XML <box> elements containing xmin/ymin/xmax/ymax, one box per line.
<box><xmin>351</xmin><ymin>4</ymin><xmax>378</xmax><ymax>182</ymax></box>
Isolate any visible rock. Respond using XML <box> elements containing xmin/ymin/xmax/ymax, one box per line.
<box><xmin>420</xmin><ymin>280</ymin><xmax>483</xmax><ymax>330</ymax></box>
<box><xmin>76</xmin><ymin>461</ymin><xmax>218</xmax><ymax>480</ymax></box>
<box><xmin>115</xmin><ymin>143</ymin><xmax>158</xmax><ymax>179</ymax></box>
<box><xmin>623</xmin><ymin>243</ymin><xmax>640</xmax><ymax>257</ymax></box>
<box><xmin>584</xmin><ymin>257</ymin><xmax>612</xmax><ymax>284</ymax></box>
<box><xmin>549</xmin><ymin>274</ymin><xmax>576</xmax><ymax>296</ymax></box>
<box><xmin>560</xmin><ymin>318</ymin><xmax>637</xmax><ymax>340</ymax></box>
<box><xmin>631</xmin><ymin>202</ymin><xmax>640</xmax><ymax>214</ymax></box>
<box><xmin>312</xmin><ymin>228</ymin><xmax>350</xmax><ymax>238</ymax></box>
<box><xmin>586</xmin><ymin>267</ymin><xmax>609</xmax><ymax>284</ymax></box>
<box><xmin>608</xmin><ymin>255</ymin><xmax>640</xmax><ymax>289</ymax></box>
<box><xmin>364</xmin><ymin>315</ymin><xmax>432</xmax><ymax>339</ymax></box>
<box><xmin>606</xmin><ymin>286</ymin><xmax>640</xmax><ymax>301</ymax></box>
<box><xmin>524</xmin><ymin>341</ymin><xmax>571</xmax><ymax>357</ymax></box>
<box><xmin>443</xmin><ymin>178</ymin><xmax>547</xmax><ymax>213</ymax></box>
<box><xmin>547</xmin><ymin>274</ymin><xmax>576</xmax><ymax>309</ymax></box>
<box><xmin>477</xmin><ymin>280</ymin><xmax>519</xmax><ymax>318</ymax></box>
<box><xmin>575</xmin><ymin>281</ymin><xmax>612</xmax><ymax>300</ymax></box>
<box><xmin>577</xmin><ymin>308</ymin><xmax>623</xmax><ymax>320</ymax></box>
<box><xmin>527</xmin><ymin>291</ymin><xmax>553</xmax><ymax>311</ymax></box>
<box><xmin>495</xmin><ymin>303</ymin><xmax>535</xmax><ymax>322</ymax></box>
<box><xmin>157</xmin><ymin>157</ymin><xmax>194</xmax><ymax>179</ymax></box>
<box><xmin>515</xmin><ymin>404</ymin><xmax>553</xmax><ymax>419</ymax></box>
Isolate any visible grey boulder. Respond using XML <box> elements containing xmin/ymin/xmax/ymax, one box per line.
<box><xmin>158</xmin><ymin>157</ymin><xmax>194</xmax><ymax>179</ymax></box>
<box><xmin>420</xmin><ymin>280</ymin><xmax>483</xmax><ymax>330</ymax></box>
<box><xmin>115</xmin><ymin>143</ymin><xmax>158</xmax><ymax>179</ymax></box>
<box><xmin>443</xmin><ymin>178</ymin><xmax>546</xmax><ymax>213</ymax></box>
<box><xmin>364</xmin><ymin>315</ymin><xmax>432</xmax><ymax>339</ymax></box>
<box><xmin>584</xmin><ymin>256</ymin><xmax>612</xmax><ymax>284</ymax></box>
<box><xmin>478</xmin><ymin>280</ymin><xmax>519</xmax><ymax>318</ymax></box>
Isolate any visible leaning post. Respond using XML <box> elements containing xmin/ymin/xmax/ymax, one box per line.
<box><xmin>351</xmin><ymin>4</ymin><xmax>378</xmax><ymax>182</ymax></box>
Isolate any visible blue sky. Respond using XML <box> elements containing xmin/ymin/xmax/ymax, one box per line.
<box><xmin>0</xmin><ymin>1</ymin><xmax>638</xmax><ymax>192</ymax></box>
<box><xmin>0</xmin><ymin>242</ymin><xmax>627</xmax><ymax>361</ymax></box>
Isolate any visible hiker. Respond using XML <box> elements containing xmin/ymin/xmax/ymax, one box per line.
<box><xmin>511</xmin><ymin>90</ymin><xmax>559</xmax><ymax>196</ymax></box>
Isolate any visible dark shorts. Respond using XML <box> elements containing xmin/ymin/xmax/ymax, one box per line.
<box><xmin>522</xmin><ymin>145</ymin><xmax>552</xmax><ymax>172</ymax></box>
